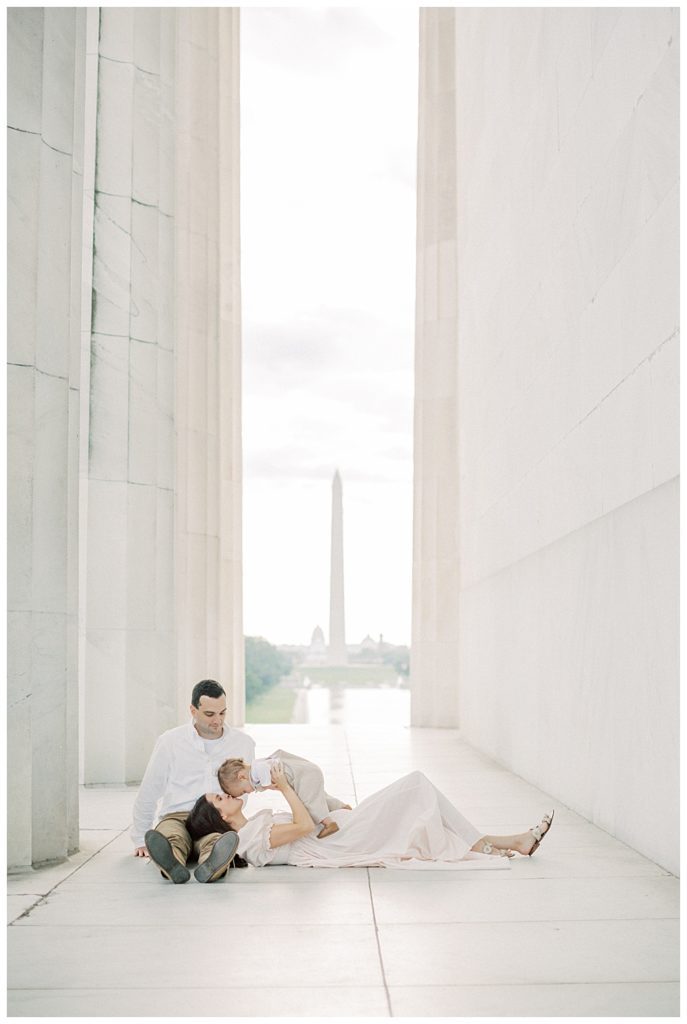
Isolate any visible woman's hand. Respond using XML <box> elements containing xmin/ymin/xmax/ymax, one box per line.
<box><xmin>270</xmin><ymin>762</ymin><xmax>290</xmax><ymax>792</ymax></box>
<box><xmin>266</xmin><ymin>763</ymin><xmax>315</xmax><ymax>848</ymax></box>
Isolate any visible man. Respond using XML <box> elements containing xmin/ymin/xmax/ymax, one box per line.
<box><xmin>131</xmin><ymin>679</ymin><xmax>256</xmax><ymax>883</ymax></box>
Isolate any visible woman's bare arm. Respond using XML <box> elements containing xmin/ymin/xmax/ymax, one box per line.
<box><xmin>267</xmin><ymin>763</ymin><xmax>316</xmax><ymax>849</ymax></box>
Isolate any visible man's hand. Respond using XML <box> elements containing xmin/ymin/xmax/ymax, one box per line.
<box><xmin>133</xmin><ymin>846</ymin><xmax>149</xmax><ymax>858</ymax></box>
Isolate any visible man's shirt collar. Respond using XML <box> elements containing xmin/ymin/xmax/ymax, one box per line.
<box><xmin>188</xmin><ymin>720</ymin><xmax>227</xmax><ymax>747</ymax></box>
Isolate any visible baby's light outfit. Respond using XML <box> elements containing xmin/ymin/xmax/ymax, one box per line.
<box><xmin>250</xmin><ymin>749</ymin><xmax>347</xmax><ymax>825</ymax></box>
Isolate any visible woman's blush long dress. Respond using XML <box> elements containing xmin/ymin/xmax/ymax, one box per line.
<box><xmin>236</xmin><ymin>771</ymin><xmax>510</xmax><ymax>870</ymax></box>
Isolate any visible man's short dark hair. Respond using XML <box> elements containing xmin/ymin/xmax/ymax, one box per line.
<box><xmin>191</xmin><ymin>679</ymin><xmax>226</xmax><ymax>708</ymax></box>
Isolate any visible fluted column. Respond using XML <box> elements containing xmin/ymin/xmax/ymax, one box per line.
<box><xmin>410</xmin><ymin>8</ymin><xmax>460</xmax><ymax>727</ymax></box>
<box><xmin>8</xmin><ymin>7</ymin><xmax>245</xmax><ymax>846</ymax></box>
<box><xmin>7</xmin><ymin>8</ymin><xmax>88</xmax><ymax>866</ymax></box>
<box><xmin>83</xmin><ymin>9</ymin><xmax>177</xmax><ymax>783</ymax></box>
<box><xmin>175</xmin><ymin>8</ymin><xmax>244</xmax><ymax>726</ymax></box>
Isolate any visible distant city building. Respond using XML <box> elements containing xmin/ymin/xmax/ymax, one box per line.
<box><xmin>303</xmin><ymin>625</ymin><xmax>327</xmax><ymax>666</ymax></box>
<box><xmin>350</xmin><ymin>633</ymin><xmax>386</xmax><ymax>664</ymax></box>
<box><xmin>360</xmin><ymin>634</ymin><xmax>377</xmax><ymax>654</ymax></box>
<box><xmin>287</xmin><ymin>630</ymin><xmax>409</xmax><ymax>679</ymax></box>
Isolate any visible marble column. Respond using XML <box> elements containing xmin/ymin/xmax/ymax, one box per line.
<box><xmin>410</xmin><ymin>8</ymin><xmax>460</xmax><ymax>727</ymax></box>
<box><xmin>174</xmin><ymin>9</ymin><xmax>245</xmax><ymax>727</ymax></box>
<box><xmin>9</xmin><ymin>7</ymin><xmax>245</xmax><ymax>855</ymax></box>
<box><xmin>83</xmin><ymin>9</ymin><xmax>177</xmax><ymax>783</ymax></box>
<box><xmin>328</xmin><ymin>471</ymin><xmax>347</xmax><ymax>665</ymax></box>
<box><xmin>7</xmin><ymin>8</ymin><xmax>88</xmax><ymax>866</ymax></box>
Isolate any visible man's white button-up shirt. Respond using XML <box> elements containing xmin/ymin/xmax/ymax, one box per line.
<box><xmin>131</xmin><ymin>722</ymin><xmax>256</xmax><ymax>847</ymax></box>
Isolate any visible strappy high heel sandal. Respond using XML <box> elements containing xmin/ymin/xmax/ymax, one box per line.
<box><xmin>528</xmin><ymin>810</ymin><xmax>555</xmax><ymax>856</ymax></box>
<box><xmin>481</xmin><ymin>841</ymin><xmax>514</xmax><ymax>858</ymax></box>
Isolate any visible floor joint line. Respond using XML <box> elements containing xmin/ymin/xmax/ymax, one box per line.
<box><xmin>366</xmin><ymin>868</ymin><xmax>394</xmax><ymax>1017</ymax></box>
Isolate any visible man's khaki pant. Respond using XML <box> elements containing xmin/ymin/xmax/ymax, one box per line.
<box><xmin>154</xmin><ymin>812</ymin><xmax>228</xmax><ymax>880</ymax></box>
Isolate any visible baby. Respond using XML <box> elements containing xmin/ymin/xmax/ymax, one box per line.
<box><xmin>218</xmin><ymin>749</ymin><xmax>351</xmax><ymax>839</ymax></box>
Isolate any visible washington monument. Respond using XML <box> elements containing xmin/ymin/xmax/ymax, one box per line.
<box><xmin>328</xmin><ymin>470</ymin><xmax>347</xmax><ymax>665</ymax></box>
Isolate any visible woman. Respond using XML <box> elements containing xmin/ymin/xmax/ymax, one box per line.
<box><xmin>186</xmin><ymin>763</ymin><xmax>554</xmax><ymax>870</ymax></box>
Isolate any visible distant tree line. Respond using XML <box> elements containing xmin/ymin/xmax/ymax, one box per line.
<box><xmin>382</xmin><ymin>645</ymin><xmax>409</xmax><ymax>676</ymax></box>
<box><xmin>245</xmin><ymin>636</ymin><xmax>293</xmax><ymax>704</ymax></box>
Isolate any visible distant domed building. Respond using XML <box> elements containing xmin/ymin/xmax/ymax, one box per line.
<box><xmin>354</xmin><ymin>633</ymin><xmax>383</xmax><ymax>664</ymax></box>
<box><xmin>303</xmin><ymin>625</ymin><xmax>327</xmax><ymax>666</ymax></box>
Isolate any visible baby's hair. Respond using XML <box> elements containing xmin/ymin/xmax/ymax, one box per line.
<box><xmin>218</xmin><ymin>757</ymin><xmax>250</xmax><ymax>794</ymax></box>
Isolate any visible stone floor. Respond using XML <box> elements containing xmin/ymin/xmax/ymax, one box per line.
<box><xmin>7</xmin><ymin>723</ymin><xmax>680</xmax><ymax>1017</ymax></box>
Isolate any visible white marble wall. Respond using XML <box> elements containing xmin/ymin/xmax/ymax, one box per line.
<box><xmin>7</xmin><ymin>8</ymin><xmax>87</xmax><ymax>866</ymax></box>
<box><xmin>174</xmin><ymin>9</ymin><xmax>245</xmax><ymax>728</ymax></box>
<box><xmin>413</xmin><ymin>9</ymin><xmax>679</xmax><ymax>873</ymax></box>
<box><xmin>411</xmin><ymin>9</ymin><xmax>460</xmax><ymax>728</ymax></box>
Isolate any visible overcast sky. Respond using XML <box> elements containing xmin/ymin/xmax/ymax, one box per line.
<box><xmin>241</xmin><ymin>8</ymin><xmax>419</xmax><ymax>646</ymax></box>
